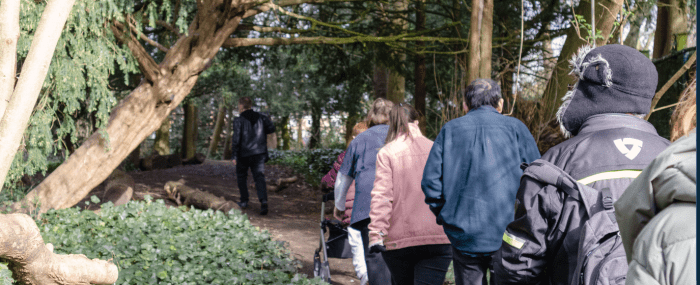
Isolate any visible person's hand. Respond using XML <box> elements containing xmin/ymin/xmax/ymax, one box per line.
<box><xmin>369</xmin><ymin>243</ymin><xmax>387</xmax><ymax>254</ymax></box>
<box><xmin>232</xmin><ymin>159</ymin><xmax>236</xmax><ymax>165</ymax></box>
<box><xmin>333</xmin><ymin>207</ymin><xmax>344</xmax><ymax>221</ymax></box>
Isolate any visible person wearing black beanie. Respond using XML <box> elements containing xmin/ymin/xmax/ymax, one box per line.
<box><xmin>493</xmin><ymin>44</ymin><xmax>671</xmax><ymax>285</ymax></box>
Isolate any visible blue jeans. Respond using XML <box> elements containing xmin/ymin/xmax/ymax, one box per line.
<box><xmin>235</xmin><ymin>153</ymin><xmax>267</xmax><ymax>203</ymax></box>
<box><xmin>382</xmin><ymin>244</ymin><xmax>453</xmax><ymax>285</ymax></box>
<box><xmin>353</xmin><ymin>219</ymin><xmax>392</xmax><ymax>285</ymax></box>
<box><xmin>452</xmin><ymin>246</ymin><xmax>495</xmax><ymax>285</ymax></box>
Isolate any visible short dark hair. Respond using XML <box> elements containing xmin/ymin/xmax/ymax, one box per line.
<box><xmin>238</xmin><ymin>97</ymin><xmax>253</xmax><ymax>110</ymax></box>
<box><xmin>463</xmin><ymin>78</ymin><xmax>502</xmax><ymax>110</ymax></box>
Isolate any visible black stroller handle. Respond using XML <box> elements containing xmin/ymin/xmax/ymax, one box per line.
<box><xmin>322</xmin><ymin>192</ymin><xmax>334</xmax><ymax>203</ymax></box>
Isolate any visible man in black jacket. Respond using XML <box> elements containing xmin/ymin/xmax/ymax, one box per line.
<box><xmin>492</xmin><ymin>44</ymin><xmax>670</xmax><ymax>284</ymax></box>
<box><xmin>232</xmin><ymin>97</ymin><xmax>276</xmax><ymax>215</ymax></box>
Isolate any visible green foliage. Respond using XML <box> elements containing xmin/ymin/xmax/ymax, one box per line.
<box><xmin>0</xmin><ymin>198</ymin><xmax>326</xmax><ymax>285</ymax></box>
<box><xmin>268</xmin><ymin>149</ymin><xmax>343</xmax><ymax>187</ymax></box>
<box><xmin>0</xmin><ymin>262</ymin><xmax>11</xmax><ymax>285</ymax></box>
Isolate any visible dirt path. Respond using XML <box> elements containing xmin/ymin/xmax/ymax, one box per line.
<box><xmin>127</xmin><ymin>160</ymin><xmax>361</xmax><ymax>284</ymax></box>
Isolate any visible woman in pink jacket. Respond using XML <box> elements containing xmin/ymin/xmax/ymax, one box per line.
<box><xmin>368</xmin><ymin>103</ymin><xmax>452</xmax><ymax>285</ymax></box>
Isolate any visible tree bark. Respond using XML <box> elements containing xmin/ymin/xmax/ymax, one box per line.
<box><xmin>414</xmin><ymin>0</ymin><xmax>427</xmax><ymax>132</ymax></box>
<box><xmin>0</xmin><ymin>0</ymin><xmax>77</xmax><ymax>190</ymax></box>
<box><xmin>207</xmin><ymin>103</ymin><xmax>226</xmax><ymax>157</ymax></box>
<box><xmin>653</xmin><ymin>0</ymin><xmax>689</xmax><ymax>58</ymax></box>
<box><xmin>0</xmin><ymin>213</ymin><xmax>118</xmax><ymax>284</ymax></box>
<box><xmin>538</xmin><ymin>0</ymin><xmax>624</xmax><ymax>122</ymax></box>
<box><xmin>223</xmin><ymin>107</ymin><xmax>234</xmax><ymax>159</ymax></box>
<box><xmin>0</xmin><ymin>0</ymin><xmax>20</xmax><ymax>119</ymax></box>
<box><xmin>153</xmin><ymin>115</ymin><xmax>171</xmax><ymax>155</ymax></box>
<box><xmin>373</xmin><ymin>64</ymin><xmax>389</xmax><ymax>99</ymax></box>
<box><xmin>182</xmin><ymin>102</ymin><xmax>197</xmax><ymax>160</ymax></box>
<box><xmin>25</xmin><ymin>2</ymin><xmax>245</xmax><ymax>211</ymax></box>
<box><xmin>387</xmin><ymin>68</ymin><xmax>405</xmax><ymax>103</ymax></box>
<box><xmin>164</xmin><ymin>180</ymin><xmax>237</xmax><ymax>212</ymax></box>
<box><xmin>280</xmin><ymin>115</ymin><xmax>291</xmax><ymax>150</ymax></box>
<box><xmin>308</xmin><ymin>108</ymin><xmax>321</xmax><ymax>149</ymax></box>
<box><xmin>297</xmin><ymin>115</ymin><xmax>304</xmax><ymax>146</ymax></box>
<box><xmin>478</xmin><ymin>0</ymin><xmax>493</xmax><ymax>79</ymax></box>
<box><xmin>467</xmin><ymin>0</ymin><xmax>483</xmax><ymax>84</ymax></box>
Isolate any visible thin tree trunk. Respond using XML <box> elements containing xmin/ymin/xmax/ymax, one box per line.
<box><xmin>297</xmin><ymin>115</ymin><xmax>303</xmax><ymax>147</ymax></box>
<box><xmin>153</xmin><ymin>115</ymin><xmax>171</xmax><ymax>155</ymax></box>
<box><xmin>223</xmin><ymin>108</ymin><xmax>234</xmax><ymax>159</ymax></box>
<box><xmin>478</xmin><ymin>0</ymin><xmax>493</xmax><ymax>79</ymax></box>
<box><xmin>387</xmin><ymin>68</ymin><xmax>406</xmax><ymax>103</ymax></box>
<box><xmin>467</xmin><ymin>0</ymin><xmax>483</xmax><ymax>84</ymax></box>
<box><xmin>0</xmin><ymin>0</ymin><xmax>20</xmax><ymax>118</ymax></box>
<box><xmin>207</xmin><ymin>103</ymin><xmax>226</xmax><ymax>157</ymax></box>
<box><xmin>653</xmin><ymin>0</ymin><xmax>689</xmax><ymax>58</ymax></box>
<box><xmin>0</xmin><ymin>0</ymin><xmax>78</xmax><ymax>189</ymax></box>
<box><xmin>25</xmin><ymin>4</ymin><xmax>245</xmax><ymax>211</ymax></box>
<box><xmin>182</xmin><ymin>103</ymin><xmax>197</xmax><ymax>160</ymax></box>
<box><xmin>308</xmin><ymin>108</ymin><xmax>321</xmax><ymax>149</ymax></box>
<box><xmin>415</xmin><ymin>0</ymin><xmax>427</xmax><ymax>132</ymax></box>
<box><xmin>538</xmin><ymin>0</ymin><xmax>624</xmax><ymax>123</ymax></box>
<box><xmin>280</xmin><ymin>115</ymin><xmax>291</xmax><ymax>150</ymax></box>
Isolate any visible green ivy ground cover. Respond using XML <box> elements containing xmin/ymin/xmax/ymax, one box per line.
<box><xmin>268</xmin><ymin>149</ymin><xmax>343</xmax><ymax>187</ymax></box>
<box><xmin>0</xmin><ymin>196</ymin><xmax>325</xmax><ymax>285</ymax></box>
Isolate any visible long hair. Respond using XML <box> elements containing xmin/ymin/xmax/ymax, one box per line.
<box><xmin>366</xmin><ymin>98</ymin><xmax>394</xmax><ymax>127</ymax></box>
<box><xmin>670</xmin><ymin>76</ymin><xmax>696</xmax><ymax>142</ymax></box>
<box><xmin>385</xmin><ymin>103</ymin><xmax>420</xmax><ymax>144</ymax></box>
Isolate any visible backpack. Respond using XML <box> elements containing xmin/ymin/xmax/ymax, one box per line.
<box><xmin>522</xmin><ymin>159</ymin><xmax>628</xmax><ymax>285</ymax></box>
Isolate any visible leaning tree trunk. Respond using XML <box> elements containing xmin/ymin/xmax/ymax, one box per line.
<box><xmin>0</xmin><ymin>0</ymin><xmax>19</xmax><ymax>117</ymax></box>
<box><xmin>0</xmin><ymin>0</ymin><xmax>78</xmax><ymax>189</ymax></box>
<box><xmin>23</xmin><ymin>1</ymin><xmax>245</xmax><ymax>212</ymax></box>
<box><xmin>207</xmin><ymin>103</ymin><xmax>226</xmax><ymax>157</ymax></box>
<box><xmin>153</xmin><ymin>115</ymin><xmax>171</xmax><ymax>155</ymax></box>
<box><xmin>538</xmin><ymin>0</ymin><xmax>624</xmax><ymax>123</ymax></box>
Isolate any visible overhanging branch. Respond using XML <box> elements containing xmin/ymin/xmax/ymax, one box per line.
<box><xmin>223</xmin><ymin>35</ymin><xmax>469</xmax><ymax>47</ymax></box>
<box><xmin>110</xmin><ymin>20</ymin><xmax>161</xmax><ymax>83</ymax></box>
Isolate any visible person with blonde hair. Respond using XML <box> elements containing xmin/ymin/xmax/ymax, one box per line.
<box><xmin>334</xmin><ymin>98</ymin><xmax>393</xmax><ymax>284</ymax></box>
<box><xmin>320</xmin><ymin>121</ymin><xmax>369</xmax><ymax>284</ymax></box>
<box><xmin>368</xmin><ymin>103</ymin><xmax>452</xmax><ymax>285</ymax></box>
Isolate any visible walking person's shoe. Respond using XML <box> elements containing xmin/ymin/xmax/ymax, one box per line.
<box><xmin>236</xmin><ymin>201</ymin><xmax>248</xmax><ymax>209</ymax></box>
<box><xmin>260</xmin><ymin>202</ymin><xmax>268</xmax><ymax>215</ymax></box>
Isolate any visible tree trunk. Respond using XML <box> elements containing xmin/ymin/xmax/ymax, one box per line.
<box><xmin>297</xmin><ymin>115</ymin><xmax>304</xmax><ymax>147</ymax></box>
<box><xmin>0</xmin><ymin>0</ymin><xmax>78</xmax><ymax>189</ymax></box>
<box><xmin>182</xmin><ymin>102</ymin><xmax>197</xmax><ymax>160</ymax></box>
<box><xmin>308</xmin><ymin>108</ymin><xmax>321</xmax><ymax>149</ymax></box>
<box><xmin>467</xmin><ymin>0</ymin><xmax>493</xmax><ymax>83</ymax></box>
<box><xmin>538</xmin><ymin>0</ymin><xmax>625</xmax><ymax>122</ymax></box>
<box><xmin>223</xmin><ymin>107</ymin><xmax>234</xmax><ymax>159</ymax></box>
<box><xmin>207</xmin><ymin>103</ymin><xmax>226</xmax><ymax>157</ymax></box>
<box><xmin>0</xmin><ymin>0</ymin><xmax>20</xmax><ymax>118</ymax></box>
<box><xmin>153</xmin><ymin>115</ymin><xmax>171</xmax><ymax>155</ymax></box>
<box><xmin>344</xmin><ymin>111</ymin><xmax>358</xmax><ymax>146</ymax></box>
<box><xmin>387</xmin><ymin>68</ymin><xmax>406</xmax><ymax>103</ymax></box>
<box><xmin>373</xmin><ymin>65</ymin><xmax>389</xmax><ymax>99</ymax></box>
<box><xmin>280</xmin><ymin>115</ymin><xmax>291</xmax><ymax>150</ymax></box>
<box><xmin>164</xmin><ymin>180</ymin><xmax>237</xmax><ymax>212</ymax></box>
<box><xmin>25</xmin><ymin>3</ymin><xmax>245</xmax><ymax>211</ymax></box>
<box><xmin>0</xmin><ymin>213</ymin><xmax>119</xmax><ymax>284</ymax></box>
<box><xmin>415</xmin><ymin>0</ymin><xmax>427</xmax><ymax>132</ymax></box>
<box><xmin>653</xmin><ymin>0</ymin><xmax>689</xmax><ymax>58</ymax></box>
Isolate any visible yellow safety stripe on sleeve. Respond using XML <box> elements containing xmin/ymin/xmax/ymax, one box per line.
<box><xmin>577</xmin><ymin>170</ymin><xmax>643</xmax><ymax>185</ymax></box>
<box><xmin>503</xmin><ymin>231</ymin><xmax>524</xmax><ymax>249</ymax></box>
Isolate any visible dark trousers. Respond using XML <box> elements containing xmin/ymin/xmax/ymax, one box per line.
<box><xmin>382</xmin><ymin>244</ymin><xmax>453</xmax><ymax>285</ymax></box>
<box><xmin>235</xmin><ymin>153</ymin><xmax>267</xmax><ymax>203</ymax></box>
<box><xmin>353</xmin><ymin>219</ymin><xmax>392</xmax><ymax>284</ymax></box>
<box><xmin>452</xmin><ymin>246</ymin><xmax>495</xmax><ymax>285</ymax></box>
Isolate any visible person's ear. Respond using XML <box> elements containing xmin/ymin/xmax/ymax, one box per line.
<box><xmin>496</xmin><ymin>98</ymin><xmax>504</xmax><ymax>113</ymax></box>
<box><xmin>462</xmin><ymin>102</ymin><xmax>469</xmax><ymax>113</ymax></box>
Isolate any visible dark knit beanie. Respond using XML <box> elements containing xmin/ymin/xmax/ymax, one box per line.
<box><xmin>558</xmin><ymin>44</ymin><xmax>658</xmax><ymax>136</ymax></box>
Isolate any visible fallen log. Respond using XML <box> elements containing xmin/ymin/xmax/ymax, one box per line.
<box><xmin>102</xmin><ymin>169</ymin><xmax>134</xmax><ymax>207</ymax></box>
<box><xmin>182</xmin><ymin>153</ymin><xmax>206</xmax><ymax>165</ymax></box>
<box><xmin>247</xmin><ymin>176</ymin><xmax>298</xmax><ymax>193</ymax></box>
<box><xmin>139</xmin><ymin>153</ymin><xmax>182</xmax><ymax>171</ymax></box>
<box><xmin>164</xmin><ymin>180</ymin><xmax>237</xmax><ymax>213</ymax></box>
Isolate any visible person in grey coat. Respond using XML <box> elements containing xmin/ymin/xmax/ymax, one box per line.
<box><xmin>492</xmin><ymin>44</ymin><xmax>670</xmax><ymax>285</ymax></box>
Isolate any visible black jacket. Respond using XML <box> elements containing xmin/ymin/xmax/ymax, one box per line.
<box><xmin>231</xmin><ymin>110</ymin><xmax>275</xmax><ymax>160</ymax></box>
<box><xmin>492</xmin><ymin>114</ymin><xmax>670</xmax><ymax>285</ymax></box>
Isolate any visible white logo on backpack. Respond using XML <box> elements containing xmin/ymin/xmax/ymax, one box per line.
<box><xmin>614</xmin><ymin>138</ymin><xmax>643</xmax><ymax>160</ymax></box>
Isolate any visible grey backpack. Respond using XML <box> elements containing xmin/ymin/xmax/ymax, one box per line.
<box><xmin>523</xmin><ymin>160</ymin><xmax>628</xmax><ymax>285</ymax></box>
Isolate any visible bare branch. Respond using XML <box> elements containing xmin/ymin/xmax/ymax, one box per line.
<box><xmin>237</xmin><ymin>25</ymin><xmax>313</xmax><ymax>34</ymax></box>
<box><xmin>243</xmin><ymin>0</ymin><xmax>364</xmax><ymax>18</ymax></box>
<box><xmin>646</xmin><ymin>51</ymin><xmax>696</xmax><ymax>119</ymax></box>
<box><xmin>156</xmin><ymin>20</ymin><xmax>182</xmax><ymax>37</ymax></box>
<box><xmin>223</xmin><ymin>35</ymin><xmax>469</xmax><ymax>47</ymax></box>
<box><xmin>128</xmin><ymin>21</ymin><xmax>169</xmax><ymax>52</ymax></box>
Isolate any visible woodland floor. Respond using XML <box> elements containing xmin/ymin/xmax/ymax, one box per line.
<box><xmin>122</xmin><ymin>160</ymin><xmax>360</xmax><ymax>284</ymax></box>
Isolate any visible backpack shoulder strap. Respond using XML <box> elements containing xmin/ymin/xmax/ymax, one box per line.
<box><xmin>523</xmin><ymin>159</ymin><xmax>581</xmax><ymax>201</ymax></box>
